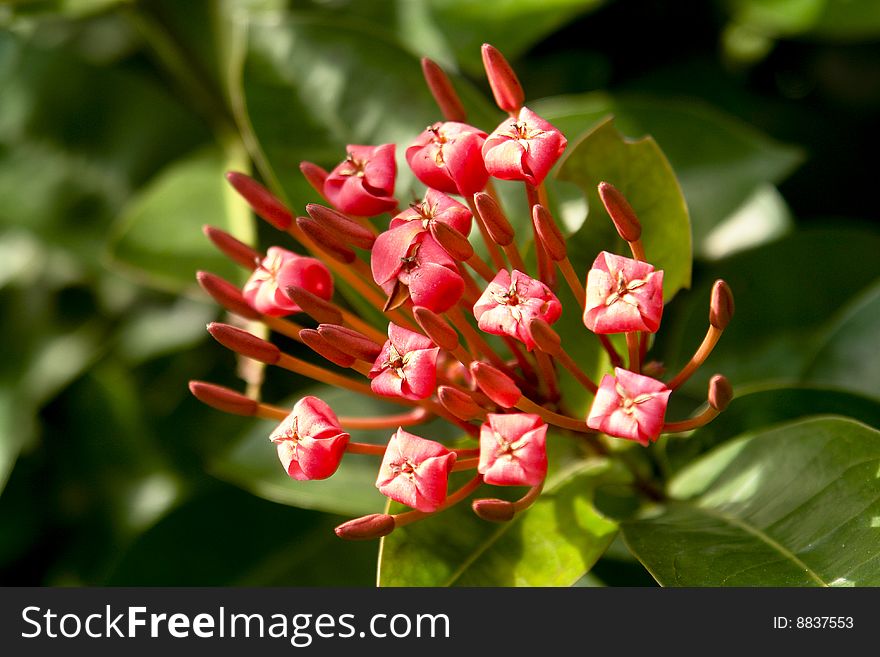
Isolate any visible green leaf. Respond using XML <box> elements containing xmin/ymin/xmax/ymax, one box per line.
<box><xmin>378</xmin><ymin>443</ymin><xmax>621</xmax><ymax>587</ymax></box>
<box><xmin>727</xmin><ymin>0</ymin><xmax>880</xmax><ymax>41</ymax></box>
<box><xmin>105</xmin><ymin>146</ymin><xmax>244</xmax><ymax>293</ymax></box>
<box><xmin>558</xmin><ymin>116</ymin><xmax>692</xmax><ymax>301</ymax></box>
<box><xmin>802</xmin><ymin>279</ymin><xmax>880</xmax><ymax>401</ymax></box>
<box><xmin>623</xmin><ymin>416</ymin><xmax>880</xmax><ymax>586</ymax></box>
<box><xmin>536</xmin><ymin>93</ymin><xmax>802</xmax><ymax>257</ymax></box>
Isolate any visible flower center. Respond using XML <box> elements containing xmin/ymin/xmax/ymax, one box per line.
<box><xmin>605</xmin><ymin>270</ymin><xmax>647</xmax><ymax>308</ymax></box>
<box><xmin>391</xmin><ymin>458</ymin><xmax>417</xmax><ymax>478</ymax></box>
<box><xmin>338</xmin><ymin>153</ymin><xmax>367</xmax><ymax>178</ymax></box>
<box><xmin>615</xmin><ymin>383</ymin><xmax>654</xmax><ymax>415</ymax></box>
<box><xmin>508</xmin><ymin>121</ymin><xmax>543</xmax><ymax>142</ymax></box>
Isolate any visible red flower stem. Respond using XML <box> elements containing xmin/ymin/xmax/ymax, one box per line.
<box><xmin>467</xmin><ymin>195</ymin><xmax>507</xmax><ymax>271</ymax></box>
<box><xmin>276</xmin><ymin>353</ymin><xmax>386</xmax><ymax>398</ymax></box>
<box><xmin>501</xmin><ymin>242</ymin><xmax>528</xmax><ymax>273</ymax></box>
<box><xmin>340</xmin><ymin>310</ymin><xmax>387</xmax><ymax>344</ymax></box>
<box><xmin>345</xmin><ymin>442</ymin><xmax>387</xmax><ymax>456</ymax></box>
<box><xmin>256</xmin><ymin>401</ymin><xmax>288</xmax><ymax>420</ymax></box>
<box><xmin>392</xmin><ymin>474</ymin><xmax>483</xmax><ymax>527</ymax></box>
<box><xmin>446</xmin><ymin>305</ymin><xmax>510</xmax><ymax>373</ymax></box>
<box><xmin>666</xmin><ymin>325</ymin><xmax>722</xmax><ymax>391</ymax></box>
<box><xmin>639</xmin><ymin>331</ymin><xmax>650</xmax><ymax>362</ymax></box>
<box><xmin>501</xmin><ymin>335</ymin><xmax>538</xmax><ymax>382</ymax></box>
<box><xmin>262</xmin><ymin>316</ymin><xmax>306</xmax><ymax>342</ymax></box>
<box><xmin>454</xmin><ymin>447</ymin><xmax>481</xmax><ymax>457</ymax></box>
<box><xmin>626</xmin><ymin>332</ymin><xmax>641</xmax><ymax>373</ymax></box>
<box><xmin>339</xmin><ymin>407</ymin><xmax>431</xmax><ymax>430</ymax></box>
<box><xmin>512</xmin><ymin>482</ymin><xmax>544</xmax><ymax>513</ymax></box>
<box><xmin>662</xmin><ymin>406</ymin><xmax>720</xmax><ymax>433</ymax></box>
<box><xmin>515</xmin><ymin>397</ymin><xmax>592</xmax><ymax>433</ymax></box>
<box><xmin>534</xmin><ymin>349</ymin><xmax>560</xmax><ymax>401</ymax></box>
<box><xmin>451</xmin><ymin>457</ymin><xmax>480</xmax><ymax>472</ymax></box>
<box><xmin>628</xmin><ymin>239</ymin><xmax>647</xmax><ymax>262</ymax></box>
<box><xmin>557</xmin><ymin>258</ymin><xmax>586</xmax><ymax>310</ymax></box>
<box><xmin>526</xmin><ymin>183</ymin><xmax>556</xmax><ymax>287</ymax></box>
<box><xmin>598</xmin><ymin>335</ymin><xmax>624</xmax><ymax>368</ymax></box>
<box><xmin>466</xmin><ymin>253</ymin><xmax>497</xmax><ymax>282</ymax></box>
<box><xmin>552</xmin><ymin>348</ymin><xmax>598</xmax><ymax>394</ymax></box>
<box><xmin>459</xmin><ymin>267</ymin><xmax>483</xmax><ymax>306</ymax></box>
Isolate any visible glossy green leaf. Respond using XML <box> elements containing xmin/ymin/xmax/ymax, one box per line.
<box><xmin>558</xmin><ymin>116</ymin><xmax>692</xmax><ymax>301</ymax></box>
<box><xmin>378</xmin><ymin>442</ymin><xmax>622</xmax><ymax>587</ymax></box>
<box><xmin>727</xmin><ymin>0</ymin><xmax>880</xmax><ymax>40</ymax></box>
<box><xmin>536</xmin><ymin>93</ymin><xmax>802</xmax><ymax>256</ymax></box>
<box><xmin>802</xmin><ymin>279</ymin><xmax>880</xmax><ymax>401</ymax></box>
<box><xmin>623</xmin><ymin>416</ymin><xmax>880</xmax><ymax>586</ymax></box>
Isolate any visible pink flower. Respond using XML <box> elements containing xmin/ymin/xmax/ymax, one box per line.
<box><xmin>406</xmin><ymin>122</ymin><xmax>489</xmax><ymax>196</ymax></box>
<box><xmin>270</xmin><ymin>396</ymin><xmax>350</xmax><ymax>480</ymax></box>
<box><xmin>369</xmin><ymin>323</ymin><xmax>440</xmax><ymax>400</ymax></box>
<box><xmin>586</xmin><ymin>368</ymin><xmax>671</xmax><ymax>445</ymax></box>
<box><xmin>473</xmin><ymin>269</ymin><xmax>562</xmax><ymax>350</ymax></box>
<box><xmin>482</xmin><ymin>107</ymin><xmax>567</xmax><ymax>186</ymax></box>
<box><xmin>389</xmin><ymin>188</ymin><xmax>472</xmax><ymax>236</ymax></box>
<box><xmin>371</xmin><ymin>233</ymin><xmax>464</xmax><ymax>313</ymax></box>
<box><xmin>243</xmin><ymin>246</ymin><xmax>333</xmax><ymax>317</ymax></box>
<box><xmin>376</xmin><ymin>428</ymin><xmax>456</xmax><ymax>512</ymax></box>
<box><xmin>323</xmin><ymin>144</ymin><xmax>397</xmax><ymax>216</ymax></box>
<box><xmin>583</xmin><ymin>251</ymin><xmax>664</xmax><ymax>334</ymax></box>
<box><xmin>478</xmin><ymin>413</ymin><xmax>548</xmax><ymax>486</ymax></box>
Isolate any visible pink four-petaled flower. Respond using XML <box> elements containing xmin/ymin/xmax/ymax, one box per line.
<box><xmin>406</xmin><ymin>121</ymin><xmax>489</xmax><ymax>196</ymax></box>
<box><xmin>478</xmin><ymin>413</ymin><xmax>548</xmax><ymax>486</ymax></box>
<box><xmin>583</xmin><ymin>251</ymin><xmax>664</xmax><ymax>334</ymax></box>
<box><xmin>482</xmin><ymin>107</ymin><xmax>567</xmax><ymax>186</ymax></box>
<box><xmin>243</xmin><ymin>246</ymin><xmax>333</xmax><ymax>317</ymax></box>
<box><xmin>369</xmin><ymin>323</ymin><xmax>440</xmax><ymax>400</ymax></box>
<box><xmin>586</xmin><ymin>368</ymin><xmax>671</xmax><ymax>445</ymax></box>
<box><xmin>323</xmin><ymin>143</ymin><xmax>397</xmax><ymax>216</ymax></box>
<box><xmin>376</xmin><ymin>428</ymin><xmax>456</xmax><ymax>512</ymax></box>
<box><xmin>473</xmin><ymin>269</ymin><xmax>562</xmax><ymax>350</ymax></box>
<box><xmin>270</xmin><ymin>396</ymin><xmax>350</xmax><ymax>480</ymax></box>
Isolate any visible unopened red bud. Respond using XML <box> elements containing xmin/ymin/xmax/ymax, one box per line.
<box><xmin>299</xmin><ymin>329</ymin><xmax>356</xmax><ymax>367</ymax></box>
<box><xmin>413</xmin><ymin>306</ymin><xmax>459</xmax><ymax>352</ymax></box>
<box><xmin>202</xmin><ymin>225</ymin><xmax>260</xmax><ymax>270</ymax></box>
<box><xmin>196</xmin><ymin>271</ymin><xmax>261</xmax><ymax>320</ymax></box>
<box><xmin>299</xmin><ymin>161</ymin><xmax>329</xmax><ymax>200</ymax></box>
<box><xmin>437</xmin><ymin>385</ymin><xmax>485</xmax><ymax>421</ymax></box>
<box><xmin>285</xmin><ymin>286</ymin><xmax>343</xmax><ymax>325</ymax></box>
<box><xmin>708</xmin><ymin>374</ymin><xmax>733</xmax><ymax>411</ymax></box>
<box><xmin>188</xmin><ymin>380</ymin><xmax>258</xmax><ymax>417</ymax></box>
<box><xmin>207</xmin><ymin>322</ymin><xmax>281</xmax><ymax>364</ymax></box>
<box><xmin>709</xmin><ymin>280</ymin><xmax>735</xmax><ymax>329</ymax></box>
<box><xmin>532</xmin><ymin>204</ymin><xmax>566</xmax><ymax>261</ymax></box>
<box><xmin>421</xmin><ymin>57</ymin><xmax>467</xmax><ymax>123</ymax></box>
<box><xmin>429</xmin><ymin>221</ymin><xmax>474</xmax><ymax>261</ymax></box>
<box><xmin>225</xmin><ymin>171</ymin><xmax>293</xmax><ymax>230</ymax></box>
<box><xmin>472</xmin><ymin>498</ymin><xmax>515</xmax><ymax>522</ymax></box>
<box><xmin>527</xmin><ymin>318</ymin><xmax>561</xmax><ymax>355</ymax></box>
<box><xmin>317</xmin><ymin>324</ymin><xmax>383</xmax><ymax>362</ymax></box>
<box><xmin>598</xmin><ymin>182</ymin><xmax>642</xmax><ymax>242</ymax></box>
<box><xmin>470</xmin><ymin>362</ymin><xmax>521</xmax><ymax>408</ymax></box>
<box><xmin>481</xmin><ymin>44</ymin><xmax>524</xmax><ymax>114</ymax></box>
<box><xmin>296</xmin><ymin>216</ymin><xmax>357</xmax><ymax>264</ymax></box>
<box><xmin>474</xmin><ymin>192</ymin><xmax>514</xmax><ymax>246</ymax></box>
<box><xmin>334</xmin><ymin>513</ymin><xmax>396</xmax><ymax>541</ymax></box>
<box><xmin>305</xmin><ymin>203</ymin><xmax>376</xmax><ymax>250</ymax></box>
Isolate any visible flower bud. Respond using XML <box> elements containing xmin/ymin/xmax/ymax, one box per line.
<box><xmin>474</xmin><ymin>192</ymin><xmax>514</xmax><ymax>246</ymax></box>
<box><xmin>526</xmin><ymin>317</ymin><xmax>561</xmax><ymax>356</ymax></box>
<box><xmin>188</xmin><ymin>380</ymin><xmax>258</xmax><ymax>417</ymax></box>
<box><xmin>334</xmin><ymin>514</ymin><xmax>396</xmax><ymax>541</ymax></box>
<box><xmin>709</xmin><ymin>280</ymin><xmax>735</xmax><ymax>330</ymax></box>
<box><xmin>421</xmin><ymin>57</ymin><xmax>467</xmax><ymax>122</ymax></box>
<box><xmin>286</xmin><ymin>286</ymin><xmax>343</xmax><ymax>325</ymax></box>
<box><xmin>472</xmin><ymin>498</ymin><xmax>515</xmax><ymax>523</ymax></box>
<box><xmin>225</xmin><ymin>171</ymin><xmax>293</xmax><ymax>230</ymax></box>
<box><xmin>429</xmin><ymin>221</ymin><xmax>474</xmax><ymax>262</ymax></box>
<box><xmin>437</xmin><ymin>385</ymin><xmax>485</xmax><ymax>421</ymax></box>
<box><xmin>196</xmin><ymin>271</ymin><xmax>261</xmax><ymax>320</ymax></box>
<box><xmin>299</xmin><ymin>161</ymin><xmax>329</xmax><ymax>200</ymax></box>
<box><xmin>207</xmin><ymin>322</ymin><xmax>281</xmax><ymax>364</ymax></box>
<box><xmin>708</xmin><ymin>374</ymin><xmax>734</xmax><ymax>411</ymax></box>
<box><xmin>202</xmin><ymin>225</ymin><xmax>260</xmax><ymax>270</ymax></box>
<box><xmin>296</xmin><ymin>216</ymin><xmax>357</xmax><ymax>264</ymax></box>
<box><xmin>598</xmin><ymin>182</ymin><xmax>642</xmax><ymax>242</ymax></box>
<box><xmin>470</xmin><ymin>362</ymin><xmax>522</xmax><ymax>408</ymax></box>
<box><xmin>299</xmin><ymin>329</ymin><xmax>356</xmax><ymax>368</ymax></box>
<box><xmin>413</xmin><ymin>306</ymin><xmax>459</xmax><ymax>352</ymax></box>
<box><xmin>531</xmin><ymin>204</ymin><xmax>566</xmax><ymax>261</ymax></box>
<box><xmin>306</xmin><ymin>203</ymin><xmax>376</xmax><ymax>250</ymax></box>
<box><xmin>317</xmin><ymin>324</ymin><xmax>383</xmax><ymax>362</ymax></box>
<box><xmin>481</xmin><ymin>44</ymin><xmax>524</xmax><ymax>114</ymax></box>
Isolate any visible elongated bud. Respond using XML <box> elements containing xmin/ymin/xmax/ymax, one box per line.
<box><xmin>299</xmin><ymin>329</ymin><xmax>356</xmax><ymax>367</ymax></box>
<box><xmin>598</xmin><ymin>182</ymin><xmax>642</xmax><ymax>242</ymax></box>
<box><xmin>285</xmin><ymin>285</ymin><xmax>343</xmax><ymax>325</ymax></box>
<box><xmin>296</xmin><ymin>216</ymin><xmax>357</xmax><ymax>263</ymax></box>
<box><xmin>225</xmin><ymin>171</ymin><xmax>293</xmax><ymax>230</ymax></box>
<box><xmin>299</xmin><ymin>161</ymin><xmax>329</xmax><ymax>200</ymax></box>
<box><xmin>430</xmin><ymin>221</ymin><xmax>474</xmax><ymax>261</ymax></box>
<box><xmin>472</xmin><ymin>498</ymin><xmax>515</xmax><ymax>522</ymax></box>
<box><xmin>527</xmin><ymin>317</ymin><xmax>561</xmax><ymax>355</ymax></box>
<box><xmin>481</xmin><ymin>44</ymin><xmax>524</xmax><ymax>114</ymax></box>
<box><xmin>709</xmin><ymin>280</ymin><xmax>735</xmax><ymax>329</ymax></box>
<box><xmin>334</xmin><ymin>513</ymin><xmax>396</xmax><ymax>541</ymax></box>
<box><xmin>474</xmin><ymin>192</ymin><xmax>514</xmax><ymax>246</ymax></box>
<box><xmin>317</xmin><ymin>324</ymin><xmax>383</xmax><ymax>362</ymax></box>
<box><xmin>708</xmin><ymin>374</ymin><xmax>733</xmax><ymax>411</ymax></box>
<box><xmin>470</xmin><ymin>362</ymin><xmax>521</xmax><ymax>408</ymax></box>
<box><xmin>438</xmin><ymin>385</ymin><xmax>485</xmax><ymax>421</ymax></box>
<box><xmin>532</xmin><ymin>204</ymin><xmax>566</xmax><ymax>261</ymax></box>
<box><xmin>202</xmin><ymin>225</ymin><xmax>260</xmax><ymax>270</ymax></box>
<box><xmin>188</xmin><ymin>381</ymin><xmax>258</xmax><ymax>417</ymax></box>
<box><xmin>196</xmin><ymin>271</ymin><xmax>261</xmax><ymax>320</ymax></box>
<box><xmin>413</xmin><ymin>306</ymin><xmax>459</xmax><ymax>352</ymax></box>
<box><xmin>207</xmin><ymin>322</ymin><xmax>280</xmax><ymax>364</ymax></box>
<box><xmin>306</xmin><ymin>203</ymin><xmax>376</xmax><ymax>250</ymax></box>
<box><xmin>421</xmin><ymin>57</ymin><xmax>467</xmax><ymax>122</ymax></box>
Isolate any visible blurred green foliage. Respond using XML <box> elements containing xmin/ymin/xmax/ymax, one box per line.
<box><xmin>0</xmin><ymin>0</ymin><xmax>878</xmax><ymax>586</ymax></box>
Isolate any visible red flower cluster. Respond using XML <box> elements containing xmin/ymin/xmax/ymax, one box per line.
<box><xmin>191</xmin><ymin>44</ymin><xmax>734</xmax><ymax>540</ymax></box>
